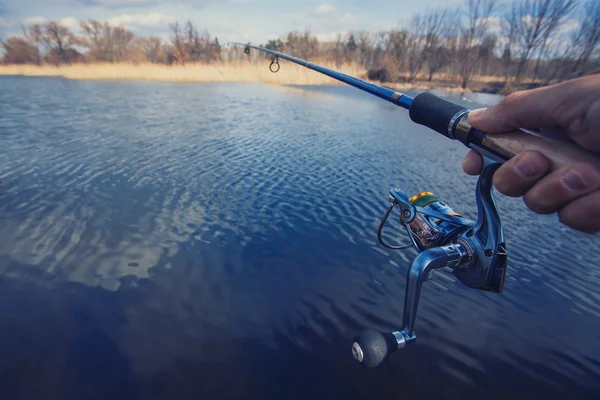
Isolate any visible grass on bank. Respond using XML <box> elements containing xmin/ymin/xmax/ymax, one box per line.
<box><xmin>0</xmin><ymin>61</ymin><xmax>509</xmax><ymax>93</ymax></box>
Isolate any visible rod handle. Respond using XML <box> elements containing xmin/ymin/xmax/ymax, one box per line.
<box><xmin>479</xmin><ymin>130</ymin><xmax>600</xmax><ymax>172</ymax></box>
<box><xmin>409</xmin><ymin>93</ymin><xmax>600</xmax><ymax>172</ymax></box>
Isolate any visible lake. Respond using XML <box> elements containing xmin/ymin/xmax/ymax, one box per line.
<box><xmin>0</xmin><ymin>76</ymin><xmax>599</xmax><ymax>399</ymax></box>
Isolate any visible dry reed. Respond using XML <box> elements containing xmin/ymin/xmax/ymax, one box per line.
<box><xmin>0</xmin><ymin>61</ymin><xmax>365</xmax><ymax>85</ymax></box>
<box><xmin>0</xmin><ymin>61</ymin><xmax>506</xmax><ymax>93</ymax></box>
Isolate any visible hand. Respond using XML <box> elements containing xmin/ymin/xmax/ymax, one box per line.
<box><xmin>462</xmin><ymin>75</ymin><xmax>600</xmax><ymax>234</ymax></box>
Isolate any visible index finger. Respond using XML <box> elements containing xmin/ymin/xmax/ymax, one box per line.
<box><xmin>468</xmin><ymin>75</ymin><xmax>600</xmax><ymax>153</ymax></box>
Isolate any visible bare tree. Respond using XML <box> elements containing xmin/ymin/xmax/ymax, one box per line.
<box><xmin>1</xmin><ymin>36</ymin><xmax>39</xmax><ymax>64</ymax></box>
<box><xmin>407</xmin><ymin>9</ymin><xmax>454</xmax><ymax>82</ymax></box>
<box><xmin>356</xmin><ymin>31</ymin><xmax>375</xmax><ymax>69</ymax></box>
<box><xmin>381</xmin><ymin>30</ymin><xmax>410</xmax><ymax>74</ymax></box>
<box><xmin>285</xmin><ymin>31</ymin><xmax>319</xmax><ymax>59</ymax></box>
<box><xmin>512</xmin><ymin>0</ymin><xmax>576</xmax><ymax>83</ymax></box>
<box><xmin>571</xmin><ymin>0</ymin><xmax>600</xmax><ymax>76</ymax></box>
<box><xmin>501</xmin><ymin>5</ymin><xmax>518</xmax><ymax>83</ymax></box>
<box><xmin>112</xmin><ymin>26</ymin><xmax>134</xmax><ymax>62</ymax></box>
<box><xmin>459</xmin><ymin>0</ymin><xmax>497</xmax><ymax>89</ymax></box>
<box><xmin>531</xmin><ymin>0</ymin><xmax>578</xmax><ymax>82</ymax></box>
<box><xmin>80</xmin><ymin>20</ymin><xmax>135</xmax><ymax>63</ymax></box>
<box><xmin>344</xmin><ymin>33</ymin><xmax>357</xmax><ymax>62</ymax></box>
<box><xmin>424</xmin><ymin>43</ymin><xmax>453</xmax><ymax>81</ymax></box>
<box><xmin>21</xmin><ymin>24</ymin><xmax>44</xmax><ymax>64</ymax></box>
<box><xmin>41</xmin><ymin>22</ymin><xmax>80</xmax><ymax>65</ymax></box>
<box><xmin>168</xmin><ymin>22</ymin><xmax>188</xmax><ymax>65</ymax></box>
<box><xmin>332</xmin><ymin>34</ymin><xmax>344</xmax><ymax>67</ymax></box>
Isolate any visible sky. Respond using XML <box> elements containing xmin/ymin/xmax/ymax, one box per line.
<box><xmin>0</xmin><ymin>0</ymin><xmax>472</xmax><ymax>43</ymax></box>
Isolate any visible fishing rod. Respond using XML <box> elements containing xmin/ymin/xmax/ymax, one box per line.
<box><xmin>233</xmin><ymin>43</ymin><xmax>600</xmax><ymax>368</ymax></box>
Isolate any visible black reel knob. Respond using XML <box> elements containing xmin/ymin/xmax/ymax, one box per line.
<box><xmin>352</xmin><ymin>330</ymin><xmax>400</xmax><ymax>369</ymax></box>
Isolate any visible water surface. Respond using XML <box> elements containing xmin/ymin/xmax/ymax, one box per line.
<box><xmin>1</xmin><ymin>77</ymin><xmax>599</xmax><ymax>399</ymax></box>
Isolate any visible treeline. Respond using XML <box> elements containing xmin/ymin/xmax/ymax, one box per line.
<box><xmin>2</xmin><ymin>0</ymin><xmax>600</xmax><ymax>89</ymax></box>
<box><xmin>1</xmin><ymin>20</ymin><xmax>221</xmax><ymax>66</ymax></box>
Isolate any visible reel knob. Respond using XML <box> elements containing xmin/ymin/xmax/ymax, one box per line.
<box><xmin>352</xmin><ymin>330</ymin><xmax>403</xmax><ymax>368</ymax></box>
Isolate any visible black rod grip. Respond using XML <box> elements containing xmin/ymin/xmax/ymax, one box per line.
<box><xmin>409</xmin><ymin>93</ymin><xmax>466</xmax><ymax>138</ymax></box>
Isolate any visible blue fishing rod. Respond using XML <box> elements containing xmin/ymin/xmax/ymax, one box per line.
<box><xmin>234</xmin><ymin>43</ymin><xmax>600</xmax><ymax>369</ymax></box>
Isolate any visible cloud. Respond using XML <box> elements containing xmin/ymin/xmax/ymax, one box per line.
<box><xmin>108</xmin><ymin>12</ymin><xmax>175</xmax><ymax>31</ymax></box>
<box><xmin>23</xmin><ymin>16</ymin><xmax>48</xmax><ymax>25</ymax></box>
<box><xmin>311</xmin><ymin>4</ymin><xmax>343</xmax><ymax>19</ymax></box>
<box><xmin>477</xmin><ymin>16</ymin><xmax>507</xmax><ymax>35</ymax></box>
<box><xmin>60</xmin><ymin>17</ymin><xmax>80</xmax><ymax>31</ymax></box>
<box><xmin>82</xmin><ymin>0</ymin><xmax>163</xmax><ymax>7</ymax></box>
<box><xmin>80</xmin><ymin>0</ymin><xmax>217</xmax><ymax>9</ymax></box>
<box><xmin>314</xmin><ymin>31</ymin><xmax>347</xmax><ymax>42</ymax></box>
<box><xmin>557</xmin><ymin>17</ymin><xmax>579</xmax><ymax>34</ymax></box>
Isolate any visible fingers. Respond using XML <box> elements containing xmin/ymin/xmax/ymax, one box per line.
<box><xmin>558</xmin><ymin>191</ymin><xmax>600</xmax><ymax>234</ymax></box>
<box><xmin>467</xmin><ymin>75</ymin><xmax>600</xmax><ymax>152</ymax></box>
<box><xmin>462</xmin><ymin>150</ymin><xmax>482</xmax><ymax>176</ymax></box>
<box><xmin>523</xmin><ymin>163</ymin><xmax>600</xmax><ymax>215</ymax></box>
<box><xmin>467</xmin><ymin>88</ymin><xmax>564</xmax><ymax>134</ymax></box>
<box><xmin>492</xmin><ymin>151</ymin><xmax>551</xmax><ymax>197</ymax></box>
<box><xmin>461</xmin><ymin>149</ymin><xmax>600</xmax><ymax>234</ymax></box>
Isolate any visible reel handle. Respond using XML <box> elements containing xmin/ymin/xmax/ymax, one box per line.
<box><xmin>352</xmin><ymin>330</ymin><xmax>403</xmax><ymax>369</ymax></box>
<box><xmin>353</xmin><ymin>244</ymin><xmax>469</xmax><ymax>368</ymax></box>
<box><xmin>409</xmin><ymin>93</ymin><xmax>600</xmax><ymax>171</ymax></box>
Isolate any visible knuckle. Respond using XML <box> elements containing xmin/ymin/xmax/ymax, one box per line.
<box><xmin>571</xmin><ymin>163</ymin><xmax>600</xmax><ymax>188</ymax></box>
<box><xmin>492</xmin><ymin>167</ymin><xmax>515</xmax><ymax>194</ymax></box>
<box><xmin>497</xmin><ymin>91</ymin><xmax>527</xmax><ymax>110</ymax></box>
<box><xmin>523</xmin><ymin>191</ymin><xmax>555</xmax><ymax>214</ymax></box>
<box><xmin>559</xmin><ymin>210</ymin><xmax>600</xmax><ymax>234</ymax></box>
<box><xmin>493</xmin><ymin>160</ymin><xmax>538</xmax><ymax>197</ymax></box>
<box><xmin>558</xmin><ymin>191</ymin><xmax>600</xmax><ymax>234</ymax></box>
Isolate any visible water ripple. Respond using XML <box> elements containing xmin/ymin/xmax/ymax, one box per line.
<box><xmin>0</xmin><ymin>77</ymin><xmax>599</xmax><ymax>398</ymax></box>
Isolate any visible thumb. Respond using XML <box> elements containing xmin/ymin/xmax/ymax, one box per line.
<box><xmin>467</xmin><ymin>107</ymin><xmax>513</xmax><ymax>134</ymax></box>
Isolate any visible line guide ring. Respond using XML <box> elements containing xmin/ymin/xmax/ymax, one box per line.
<box><xmin>270</xmin><ymin>56</ymin><xmax>280</xmax><ymax>73</ymax></box>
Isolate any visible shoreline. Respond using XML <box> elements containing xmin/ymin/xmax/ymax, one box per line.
<box><xmin>0</xmin><ymin>62</ymin><xmax>512</xmax><ymax>95</ymax></box>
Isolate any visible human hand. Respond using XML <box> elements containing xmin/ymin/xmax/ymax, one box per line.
<box><xmin>462</xmin><ymin>75</ymin><xmax>600</xmax><ymax>234</ymax></box>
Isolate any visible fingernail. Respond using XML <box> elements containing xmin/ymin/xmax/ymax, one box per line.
<box><xmin>514</xmin><ymin>158</ymin><xmax>541</xmax><ymax>178</ymax></box>
<box><xmin>561</xmin><ymin>170</ymin><xmax>589</xmax><ymax>192</ymax></box>
<box><xmin>469</xmin><ymin>108</ymin><xmax>487</xmax><ymax>119</ymax></box>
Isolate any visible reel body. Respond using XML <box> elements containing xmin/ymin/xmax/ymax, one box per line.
<box><xmin>353</xmin><ymin>163</ymin><xmax>507</xmax><ymax>368</ymax></box>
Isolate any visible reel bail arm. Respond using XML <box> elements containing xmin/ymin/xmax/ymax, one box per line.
<box><xmin>353</xmin><ymin>162</ymin><xmax>507</xmax><ymax>368</ymax></box>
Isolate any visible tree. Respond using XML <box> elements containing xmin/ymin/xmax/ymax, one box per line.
<box><xmin>407</xmin><ymin>9</ymin><xmax>454</xmax><ymax>82</ymax></box>
<box><xmin>80</xmin><ymin>20</ymin><xmax>135</xmax><ymax>62</ymax></box>
<box><xmin>1</xmin><ymin>36</ymin><xmax>39</xmax><ymax>64</ymax></box>
<box><xmin>571</xmin><ymin>0</ymin><xmax>600</xmax><ymax>76</ymax></box>
<box><xmin>168</xmin><ymin>22</ymin><xmax>188</xmax><ymax>65</ymax></box>
<box><xmin>501</xmin><ymin>5</ymin><xmax>518</xmax><ymax>83</ymax></box>
<box><xmin>21</xmin><ymin>24</ymin><xmax>44</xmax><ymax>64</ymax></box>
<box><xmin>381</xmin><ymin>30</ymin><xmax>410</xmax><ymax>73</ymax></box>
<box><xmin>425</xmin><ymin>44</ymin><xmax>453</xmax><ymax>81</ymax></box>
<box><xmin>345</xmin><ymin>33</ymin><xmax>357</xmax><ymax>62</ymax></box>
<box><xmin>356</xmin><ymin>32</ymin><xmax>375</xmax><ymax>68</ymax></box>
<box><xmin>512</xmin><ymin>0</ymin><xmax>577</xmax><ymax>83</ymax></box>
<box><xmin>333</xmin><ymin>34</ymin><xmax>345</xmax><ymax>67</ymax></box>
<box><xmin>42</xmin><ymin>22</ymin><xmax>81</xmax><ymax>65</ymax></box>
<box><xmin>459</xmin><ymin>0</ymin><xmax>497</xmax><ymax>89</ymax></box>
<box><xmin>213</xmin><ymin>37</ymin><xmax>221</xmax><ymax>62</ymax></box>
<box><xmin>136</xmin><ymin>36</ymin><xmax>164</xmax><ymax>63</ymax></box>
<box><xmin>113</xmin><ymin>27</ymin><xmax>134</xmax><ymax>62</ymax></box>
<box><xmin>285</xmin><ymin>31</ymin><xmax>318</xmax><ymax>59</ymax></box>
<box><xmin>265</xmin><ymin>39</ymin><xmax>284</xmax><ymax>52</ymax></box>
<box><xmin>531</xmin><ymin>0</ymin><xmax>578</xmax><ymax>82</ymax></box>
<box><xmin>477</xmin><ymin>35</ymin><xmax>497</xmax><ymax>76</ymax></box>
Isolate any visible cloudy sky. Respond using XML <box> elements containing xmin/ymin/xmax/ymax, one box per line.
<box><xmin>0</xmin><ymin>0</ymin><xmax>479</xmax><ymax>43</ymax></box>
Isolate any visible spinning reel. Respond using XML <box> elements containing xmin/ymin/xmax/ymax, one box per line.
<box><xmin>352</xmin><ymin>162</ymin><xmax>507</xmax><ymax>368</ymax></box>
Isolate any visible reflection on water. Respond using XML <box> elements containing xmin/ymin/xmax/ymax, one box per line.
<box><xmin>0</xmin><ymin>77</ymin><xmax>599</xmax><ymax>399</ymax></box>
